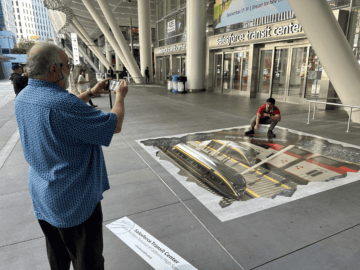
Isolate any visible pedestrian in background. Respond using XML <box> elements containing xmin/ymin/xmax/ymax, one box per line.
<box><xmin>145</xmin><ymin>67</ymin><xmax>150</xmax><ymax>83</ymax></box>
<box><xmin>10</xmin><ymin>64</ymin><xmax>28</xmax><ymax>97</ymax></box>
<box><xmin>78</xmin><ymin>69</ymin><xmax>97</xmax><ymax>108</ymax></box>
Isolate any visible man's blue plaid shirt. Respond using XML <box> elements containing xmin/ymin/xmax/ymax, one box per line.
<box><xmin>15</xmin><ymin>79</ymin><xmax>117</xmax><ymax>228</ymax></box>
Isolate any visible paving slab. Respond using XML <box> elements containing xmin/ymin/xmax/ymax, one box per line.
<box><xmin>104</xmin><ymin>201</ymin><xmax>243</xmax><ymax>270</ymax></box>
<box><xmin>0</xmin><ymin>237</ymin><xmax>48</xmax><ymax>270</ymax></box>
<box><xmin>103</xmin><ymin>148</ymin><xmax>149</xmax><ymax>176</ymax></box>
<box><xmin>102</xmin><ymin>168</ymin><xmax>181</xmax><ymax>222</ymax></box>
<box><xmin>254</xmin><ymin>225</ymin><xmax>360</xmax><ymax>270</ymax></box>
<box><xmin>0</xmin><ymin>191</ymin><xmax>42</xmax><ymax>247</ymax></box>
<box><xmin>0</xmin><ymin>163</ymin><xmax>29</xmax><ymax>195</ymax></box>
<box><xmin>182</xmin><ymin>180</ymin><xmax>360</xmax><ymax>270</ymax></box>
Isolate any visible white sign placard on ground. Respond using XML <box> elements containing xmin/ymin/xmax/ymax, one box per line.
<box><xmin>107</xmin><ymin>217</ymin><xmax>197</xmax><ymax>270</ymax></box>
<box><xmin>71</xmin><ymin>33</ymin><xmax>80</xmax><ymax>65</ymax></box>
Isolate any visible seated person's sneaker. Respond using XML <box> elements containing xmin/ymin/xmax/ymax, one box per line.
<box><xmin>267</xmin><ymin>130</ymin><xmax>276</xmax><ymax>137</ymax></box>
<box><xmin>245</xmin><ymin>129</ymin><xmax>255</xmax><ymax>136</ymax></box>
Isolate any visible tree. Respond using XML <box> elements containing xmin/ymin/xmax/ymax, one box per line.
<box><xmin>11</xmin><ymin>47</ymin><xmax>27</xmax><ymax>54</ymax></box>
<box><xmin>17</xmin><ymin>38</ymin><xmax>36</xmax><ymax>52</ymax></box>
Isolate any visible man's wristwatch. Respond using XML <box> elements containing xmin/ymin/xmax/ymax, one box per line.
<box><xmin>87</xmin><ymin>90</ymin><xmax>94</xmax><ymax>97</ymax></box>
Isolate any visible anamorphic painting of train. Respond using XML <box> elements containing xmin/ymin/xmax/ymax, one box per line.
<box><xmin>141</xmin><ymin>127</ymin><xmax>360</xmax><ymax>208</ymax></box>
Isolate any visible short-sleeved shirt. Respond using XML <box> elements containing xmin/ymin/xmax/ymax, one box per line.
<box><xmin>77</xmin><ymin>74</ymin><xmax>88</xmax><ymax>92</ymax></box>
<box><xmin>15</xmin><ymin>79</ymin><xmax>118</xmax><ymax>228</ymax></box>
<box><xmin>257</xmin><ymin>104</ymin><xmax>281</xmax><ymax>120</ymax></box>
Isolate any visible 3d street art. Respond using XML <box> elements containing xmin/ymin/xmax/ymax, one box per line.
<box><xmin>138</xmin><ymin>126</ymin><xmax>360</xmax><ymax>222</ymax></box>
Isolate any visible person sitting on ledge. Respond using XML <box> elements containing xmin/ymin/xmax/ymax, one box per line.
<box><xmin>245</xmin><ymin>97</ymin><xmax>281</xmax><ymax>137</ymax></box>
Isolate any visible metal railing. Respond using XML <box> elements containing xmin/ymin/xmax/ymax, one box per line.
<box><xmin>305</xmin><ymin>98</ymin><xmax>360</xmax><ymax>133</ymax></box>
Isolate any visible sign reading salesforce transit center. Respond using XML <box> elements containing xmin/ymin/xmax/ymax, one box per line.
<box><xmin>156</xmin><ymin>44</ymin><xmax>186</xmax><ymax>55</ymax></box>
<box><xmin>216</xmin><ymin>22</ymin><xmax>302</xmax><ymax>46</ymax></box>
<box><xmin>214</xmin><ymin>0</ymin><xmax>292</xmax><ymax>29</ymax></box>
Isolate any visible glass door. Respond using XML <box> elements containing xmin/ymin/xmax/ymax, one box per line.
<box><xmin>272</xmin><ymin>48</ymin><xmax>289</xmax><ymax>99</ymax></box>
<box><xmin>232</xmin><ymin>51</ymin><xmax>249</xmax><ymax>92</ymax></box>
<box><xmin>305</xmin><ymin>47</ymin><xmax>323</xmax><ymax>99</ymax></box>
<box><xmin>258</xmin><ymin>50</ymin><xmax>273</xmax><ymax>94</ymax></box>
<box><xmin>214</xmin><ymin>53</ymin><xmax>223</xmax><ymax>90</ymax></box>
<box><xmin>173</xmin><ymin>56</ymin><xmax>181</xmax><ymax>75</ymax></box>
<box><xmin>241</xmin><ymin>52</ymin><xmax>249</xmax><ymax>91</ymax></box>
<box><xmin>159</xmin><ymin>58</ymin><xmax>164</xmax><ymax>83</ymax></box>
<box><xmin>287</xmin><ymin>46</ymin><xmax>308</xmax><ymax>102</ymax></box>
<box><xmin>222</xmin><ymin>53</ymin><xmax>232</xmax><ymax>91</ymax></box>
<box><xmin>232</xmin><ymin>52</ymin><xmax>242</xmax><ymax>90</ymax></box>
<box><xmin>181</xmin><ymin>56</ymin><xmax>186</xmax><ymax>76</ymax></box>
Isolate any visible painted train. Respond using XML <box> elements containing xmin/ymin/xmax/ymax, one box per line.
<box><xmin>207</xmin><ymin>140</ymin><xmax>360</xmax><ymax>184</ymax></box>
<box><xmin>158</xmin><ymin>144</ymin><xmax>247</xmax><ymax>199</ymax></box>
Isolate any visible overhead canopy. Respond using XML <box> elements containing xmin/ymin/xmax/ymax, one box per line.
<box><xmin>46</xmin><ymin>0</ymin><xmax>156</xmax><ymax>41</ymax></box>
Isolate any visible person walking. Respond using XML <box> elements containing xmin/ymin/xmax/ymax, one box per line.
<box><xmin>15</xmin><ymin>42</ymin><xmax>129</xmax><ymax>270</ymax></box>
<box><xmin>145</xmin><ymin>67</ymin><xmax>150</xmax><ymax>83</ymax></box>
<box><xmin>78</xmin><ymin>69</ymin><xmax>98</xmax><ymax>108</ymax></box>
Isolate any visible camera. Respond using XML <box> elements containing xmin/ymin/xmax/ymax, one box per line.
<box><xmin>104</xmin><ymin>80</ymin><xmax>120</xmax><ymax>91</ymax></box>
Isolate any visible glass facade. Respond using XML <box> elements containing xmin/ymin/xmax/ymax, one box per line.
<box><xmin>0</xmin><ymin>0</ymin><xmax>16</xmax><ymax>47</ymax></box>
<box><xmin>156</xmin><ymin>0</ymin><xmax>213</xmax><ymax>47</ymax></box>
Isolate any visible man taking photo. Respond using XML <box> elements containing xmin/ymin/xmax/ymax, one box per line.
<box><xmin>15</xmin><ymin>42</ymin><xmax>128</xmax><ymax>270</ymax></box>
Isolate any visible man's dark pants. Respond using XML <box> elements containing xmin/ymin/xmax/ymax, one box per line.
<box><xmin>250</xmin><ymin>115</ymin><xmax>278</xmax><ymax>131</ymax></box>
<box><xmin>38</xmin><ymin>202</ymin><xmax>104</xmax><ymax>270</ymax></box>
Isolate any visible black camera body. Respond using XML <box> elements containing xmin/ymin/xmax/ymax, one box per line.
<box><xmin>104</xmin><ymin>80</ymin><xmax>120</xmax><ymax>91</ymax></box>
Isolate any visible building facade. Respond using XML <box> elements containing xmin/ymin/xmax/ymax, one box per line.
<box><xmin>155</xmin><ymin>0</ymin><xmax>360</xmax><ymax>105</ymax></box>
<box><xmin>13</xmin><ymin>0</ymin><xmax>53</xmax><ymax>41</ymax></box>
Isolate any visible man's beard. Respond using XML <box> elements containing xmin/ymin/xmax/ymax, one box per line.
<box><xmin>62</xmin><ymin>72</ymin><xmax>69</xmax><ymax>89</ymax></box>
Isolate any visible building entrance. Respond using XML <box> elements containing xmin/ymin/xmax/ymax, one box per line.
<box><xmin>258</xmin><ymin>45</ymin><xmax>322</xmax><ymax>103</ymax></box>
<box><xmin>172</xmin><ymin>55</ymin><xmax>186</xmax><ymax>76</ymax></box>
<box><xmin>213</xmin><ymin>50</ymin><xmax>250</xmax><ymax>94</ymax></box>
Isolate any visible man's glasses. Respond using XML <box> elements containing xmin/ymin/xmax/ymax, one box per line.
<box><xmin>57</xmin><ymin>61</ymin><xmax>70</xmax><ymax>70</ymax></box>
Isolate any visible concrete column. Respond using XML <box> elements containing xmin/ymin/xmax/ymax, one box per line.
<box><xmin>95</xmin><ymin>0</ymin><xmax>143</xmax><ymax>83</ymax></box>
<box><xmin>138</xmin><ymin>0</ymin><xmax>153</xmax><ymax>82</ymax></box>
<box><xmin>287</xmin><ymin>0</ymin><xmax>360</xmax><ymax>123</ymax></box>
<box><xmin>186</xmin><ymin>0</ymin><xmax>206</xmax><ymax>92</ymax></box>
<box><xmin>98</xmin><ymin>38</ymin><xmax>106</xmax><ymax>74</ymax></box>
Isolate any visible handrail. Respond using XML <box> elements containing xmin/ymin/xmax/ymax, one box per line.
<box><xmin>305</xmin><ymin>99</ymin><xmax>360</xmax><ymax>133</ymax></box>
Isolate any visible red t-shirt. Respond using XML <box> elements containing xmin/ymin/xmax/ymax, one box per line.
<box><xmin>257</xmin><ymin>104</ymin><xmax>281</xmax><ymax>118</ymax></box>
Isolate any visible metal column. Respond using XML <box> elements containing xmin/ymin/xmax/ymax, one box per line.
<box><xmin>81</xmin><ymin>0</ymin><xmax>142</xmax><ymax>82</ymax></box>
<box><xmin>96</xmin><ymin>0</ymin><xmax>143</xmax><ymax>83</ymax></box>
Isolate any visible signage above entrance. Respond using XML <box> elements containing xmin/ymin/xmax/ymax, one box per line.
<box><xmin>157</xmin><ymin>44</ymin><xmax>186</xmax><ymax>54</ymax></box>
<box><xmin>216</xmin><ymin>22</ymin><xmax>303</xmax><ymax>46</ymax></box>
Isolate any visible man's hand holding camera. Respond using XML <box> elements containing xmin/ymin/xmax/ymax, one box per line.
<box><xmin>90</xmin><ymin>78</ymin><xmax>112</xmax><ymax>95</ymax></box>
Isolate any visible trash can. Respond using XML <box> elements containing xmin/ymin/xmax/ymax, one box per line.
<box><xmin>178</xmin><ymin>76</ymin><xmax>187</xmax><ymax>93</ymax></box>
<box><xmin>167</xmin><ymin>75</ymin><xmax>172</xmax><ymax>91</ymax></box>
<box><xmin>172</xmin><ymin>75</ymin><xmax>179</xmax><ymax>92</ymax></box>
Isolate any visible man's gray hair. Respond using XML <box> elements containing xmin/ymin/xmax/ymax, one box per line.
<box><xmin>26</xmin><ymin>42</ymin><xmax>63</xmax><ymax>79</ymax></box>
